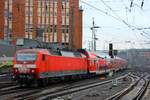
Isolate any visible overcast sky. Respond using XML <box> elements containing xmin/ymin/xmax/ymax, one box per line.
<box><xmin>80</xmin><ymin>0</ymin><xmax>150</xmax><ymax>50</ymax></box>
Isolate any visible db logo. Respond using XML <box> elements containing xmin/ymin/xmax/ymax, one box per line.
<box><xmin>18</xmin><ymin>67</ymin><xmax>28</xmax><ymax>73</ymax></box>
<box><xmin>18</xmin><ymin>63</ymin><xmax>29</xmax><ymax>73</ymax></box>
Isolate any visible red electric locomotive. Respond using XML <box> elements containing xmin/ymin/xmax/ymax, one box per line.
<box><xmin>12</xmin><ymin>49</ymin><xmax>127</xmax><ymax>86</ymax></box>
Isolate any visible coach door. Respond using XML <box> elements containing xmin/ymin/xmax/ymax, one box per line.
<box><xmin>96</xmin><ymin>59</ymin><xmax>100</xmax><ymax>74</ymax></box>
<box><xmin>42</xmin><ymin>54</ymin><xmax>48</xmax><ymax>78</ymax></box>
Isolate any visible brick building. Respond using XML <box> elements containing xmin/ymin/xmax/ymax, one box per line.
<box><xmin>0</xmin><ymin>0</ymin><xmax>83</xmax><ymax>49</ymax></box>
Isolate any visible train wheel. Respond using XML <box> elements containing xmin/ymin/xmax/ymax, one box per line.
<box><xmin>38</xmin><ymin>79</ymin><xmax>47</xmax><ymax>87</ymax></box>
<box><xmin>37</xmin><ymin>79</ymin><xmax>42</xmax><ymax>87</ymax></box>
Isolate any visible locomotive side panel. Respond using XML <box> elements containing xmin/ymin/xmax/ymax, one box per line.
<box><xmin>39</xmin><ymin>55</ymin><xmax>88</xmax><ymax>78</ymax></box>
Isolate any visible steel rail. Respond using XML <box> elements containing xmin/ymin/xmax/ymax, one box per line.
<box><xmin>106</xmin><ymin>74</ymin><xmax>140</xmax><ymax>100</ymax></box>
<box><xmin>133</xmin><ymin>79</ymin><xmax>150</xmax><ymax>100</ymax></box>
<box><xmin>106</xmin><ymin>74</ymin><xmax>148</xmax><ymax>100</ymax></box>
<box><xmin>16</xmin><ymin>74</ymin><xmax>129</xmax><ymax>100</ymax></box>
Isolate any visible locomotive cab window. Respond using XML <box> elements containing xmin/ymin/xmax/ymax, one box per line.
<box><xmin>16</xmin><ymin>53</ymin><xmax>37</xmax><ymax>61</ymax></box>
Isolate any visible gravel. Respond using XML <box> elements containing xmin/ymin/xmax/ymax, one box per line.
<box><xmin>57</xmin><ymin>76</ymin><xmax>132</xmax><ymax>100</ymax></box>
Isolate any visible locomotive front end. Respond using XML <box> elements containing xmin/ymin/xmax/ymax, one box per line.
<box><xmin>13</xmin><ymin>51</ymin><xmax>37</xmax><ymax>85</ymax></box>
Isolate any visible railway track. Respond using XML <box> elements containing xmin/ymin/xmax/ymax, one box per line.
<box><xmin>0</xmin><ymin>73</ymin><xmax>8</xmax><ymax>77</ymax></box>
<box><xmin>0</xmin><ymin>72</ymin><xmax>13</xmax><ymax>88</ymax></box>
<box><xmin>12</xmin><ymin>74</ymin><xmax>129</xmax><ymax>100</ymax></box>
<box><xmin>106</xmin><ymin>73</ymin><xmax>150</xmax><ymax>100</ymax></box>
<box><xmin>0</xmin><ymin>72</ymin><xmax>130</xmax><ymax>100</ymax></box>
<box><xmin>0</xmin><ymin>81</ymin><xmax>15</xmax><ymax>89</ymax></box>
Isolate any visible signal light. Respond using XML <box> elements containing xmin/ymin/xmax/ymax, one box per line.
<box><xmin>109</xmin><ymin>43</ymin><xmax>113</xmax><ymax>51</ymax></box>
<box><xmin>109</xmin><ymin>43</ymin><xmax>113</xmax><ymax>58</ymax></box>
<box><xmin>114</xmin><ymin>50</ymin><xmax>118</xmax><ymax>56</ymax></box>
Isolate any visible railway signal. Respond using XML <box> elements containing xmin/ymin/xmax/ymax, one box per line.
<box><xmin>109</xmin><ymin>44</ymin><xmax>118</xmax><ymax>58</ymax></box>
<box><xmin>109</xmin><ymin>43</ymin><xmax>114</xmax><ymax>58</ymax></box>
<box><xmin>114</xmin><ymin>49</ymin><xmax>118</xmax><ymax>56</ymax></box>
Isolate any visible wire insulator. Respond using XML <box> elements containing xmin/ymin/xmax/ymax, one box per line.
<box><xmin>141</xmin><ymin>1</ymin><xmax>144</xmax><ymax>8</ymax></box>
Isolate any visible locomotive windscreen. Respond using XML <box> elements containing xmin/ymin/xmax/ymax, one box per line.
<box><xmin>16</xmin><ymin>53</ymin><xmax>37</xmax><ymax>61</ymax></box>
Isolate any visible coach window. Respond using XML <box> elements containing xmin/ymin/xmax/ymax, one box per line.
<box><xmin>42</xmin><ymin>54</ymin><xmax>45</xmax><ymax>61</ymax></box>
<box><xmin>92</xmin><ymin>59</ymin><xmax>95</xmax><ymax>65</ymax></box>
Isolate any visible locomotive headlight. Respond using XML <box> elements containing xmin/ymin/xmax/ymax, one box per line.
<box><xmin>15</xmin><ymin>69</ymin><xmax>18</xmax><ymax>73</ymax></box>
<box><xmin>13</xmin><ymin>68</ymin><xmax>18</xmax><ymax>73</ymax></box>
<box><xmin>30</xmin><ymin>69</ymin><xmax>36</xmax><ymax>73</ymax></box>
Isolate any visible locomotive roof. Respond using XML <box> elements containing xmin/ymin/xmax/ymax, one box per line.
<box><xmin>94</xmin><ymin>51</ymin><xmax>126</xmax><ymax>61</ymax></box>
<box><xmin>16</xmin><ymin>49</ymin><xmax>86</xmax><ymax>58</ymax></box>
<box><xmin>16</xmin><ymin>49</ymin><xmax>50</xmax><ymax>54</ymax></box>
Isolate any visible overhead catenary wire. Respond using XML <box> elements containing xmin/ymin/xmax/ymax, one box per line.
<box><xmin>80</xmin><ymin>0</ymin><xmax>130</xmax><ymax>26</ymax></box>
<box><xmin>81</xmin><ymin>0</ymin><xmax>135</xmax><ymax>41</ymax></box>
<box><xmin>130</xmin><ymin>0</ymin><xmax>134</xmax><ymax>8</ymax></box>
<box><xmin>99</xmin><ymin>0</ymin><xmax>149</xmax><ymax>42</ymax></box>
<box><xmin>100</xmin><ymin>0</ymin><xmax>150</xmax><ymax>41</ymax></box>
<box><xmin>81</xmin><ymin>0</ymin><xmax>150</xmax><ymax>49</ymax></box>
<box><xmin>141</xmin><ymin>0</ymin><xmax>145</xmax><ymax>8</ymax></box>
<box><xmin>100</xmin><ymin>0</ymin><xmax>132</xmax><ymax>28</ymax></box>
<box><xmin>81</xmin><ymin>0</ymin><xmax>149</xmax><ymax>32</ymax></box>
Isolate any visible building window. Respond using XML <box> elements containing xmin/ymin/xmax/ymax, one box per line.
<box><xmin>42</xmin><ymin>17</ymin><xmax>45</xmax><ymax>24</ymax></box>
<box><xmin>54</xmin><ymin>0</ymin><xmax>58</xmax><ymax>7</ymax></box>
<box><xmin>29</xmin><ymin>9</ymin><xmax>33</xmax><ymax>16</ymax></box>
<box><xmin>9</xmin><ymin>4</ymin><xmax>12</xmax><ymax>12</ymax></box>
<box><xmin>4</xmin><ymin>0</ymin><xmax>13</xmax><ymax>41</ymax></box>
<box><xmin>62</xmin><ymin>16</ymin><xmax>65</xmax><ymax>25</ymax></box>
<box><xmin>50</xmin><ymin>18</ymin><xmax>53</xmax><ymax>25</ymax></box>
<box><xmin>38</xmin><ymin>17</ymin><xmax>41</xmax><ymax>24</ymax></box>
<box><xmin>4</xmin><ymin>9</ymin><xmax>8</xmax><ymax>17</ymax></box>
<box><xmin>62</xmin><ymin>33</ymin><xmax>65</xmax><ymax>42</ymax></box>
<box><xmin>66</xmin><ymin>28</ymin><xmax>69</xmax><ymax>33</ymax></box>
<box><xmin>30</xmin><ymin>17</ymin><xmax>32</xmax><ymax>24</ymax></box>
<box><xmin>25</xmin><ymin>33</ymin><xmax>28</xmax><ymax>38</ymax></box>
<box><xmin>25</xmin><ymin>32</ymin><xmax>32</xmax><ymax>39</ymax></box>
<box><xmin>66</xmin><ymin>33</ymin><xmax>69</xmax><ymax>43</ymax></box>
<box><xmin>25</xmin><ymin>17</ymin><xmax>28</xmax><ymax>24</ymax></box>
<box><xmin>62</xmin><ymin>9</ymin><xmax>65</xmax><ymax>16</ymax></box>
<box><xmin>62</xmin><ymin>1</ymin><xmax>65</xmax><ymax>9</ymax></box>
<box><xmin>66</xmin><ymin>2</ymin><xmax>69</xmax><ymax>8</ymax></box>
<box><xmin>54</xmin><ymin>33</ymin><xmax>57</xmax><ymax>42</ymax></box>
<box><xmin>54</xmin><ymin>8</ymin><xmax>57</xmax><ymax>16</ymax></box>
<box><xmin>4</xmin><ymin>18</ymin><xmax>7</xmax><ymax>26</ymax></box>
<box><xmin>38</xmin><ymin>8</ymin><xmax>41</xmax><ymax>16</ymax></box>
<box><xmin>9</xmin><ymin>21</ymin><xmax>12</xmax><ymax>29</ymax></box>
<box><xmin>5</xmin><ymin>1</ymin><xmax>8</xmax><ymax>9</ymax></box>
<box><xmin>66</xmin><ymin>16</ymin><xmax>69</xmax><ymax>25</ymax></box>
<box><xmin>25</xmin><ymin>0</ymin><xmax>33</xmax><ymax>33</ymax></box>
<box><xmin>66</xmin><ymin>8</ymin><xmax>69</xmax><ymax>16</ymax></box>
<box><xmin>46</xmin><ymin>17</ymin><xmax>49</xmax><ymax>24</ymax></box>
<box><xmin>54</xmin><ymin>28</ymin><xmax>57</xmax><ymax>33</ymax></box>
<box><xmin>4</xmin><ymin>26</ymin><xmax>7</xmax><ymax>34</ymax></box>
<box><xmin>54</xmin><ymin>17</ymin><xmax>57</xmax><ymax>25</ymax></box>
<box><xmin>30</xmin><ymin>0</ymin><xmax>33</xmax><ymax>5</ymax></box>
<box><xmin>61</xmin><ymin>25</ymin><xmax>64</xmax><ymax>32</ymax></box>
<box><xmin>29</xmin><ymin>32</ymin><xmax>32</xmax><ymax>39</ymax></box>
<box><xmin>26</xmin><ymin>1</ymin><xmax>29</xmax><ymax>6</ymax></box>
